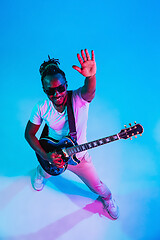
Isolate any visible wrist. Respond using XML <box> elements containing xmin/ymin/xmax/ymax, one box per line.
<box><xmin>86</xmin><ymin>74</ymin><xmax>96</xmax><ymax>79</ymax></box>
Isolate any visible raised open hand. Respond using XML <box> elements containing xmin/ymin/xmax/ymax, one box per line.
<box><xmin>72</xmin><ymin>49</ymin><xmax>96</xmax><ymax>77</ymax></box>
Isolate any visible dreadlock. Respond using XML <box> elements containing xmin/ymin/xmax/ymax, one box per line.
<box><xmin>39</xmin><ymin>55</ymin><xmax>67</xmax><ymax>87</ymax></box>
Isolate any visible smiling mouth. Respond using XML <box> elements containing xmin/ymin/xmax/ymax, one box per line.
<box><xmin>54</xmin><ymin>96</ymin><xmax>62</xmax><ymax>100</ymax></box>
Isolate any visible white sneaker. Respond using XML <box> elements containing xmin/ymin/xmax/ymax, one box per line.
<box><xmin>102</xmin><ymin>197</ymin><xmax>119</xmax><ymax>219</ymax></box>
<box><xmin>33</xmin><ymin>166</ymin><xmax>46</xmax><ymax>191</ymax></box>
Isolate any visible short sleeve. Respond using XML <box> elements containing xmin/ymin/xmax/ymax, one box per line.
<box><xmin>72</xmin><ymin>87</ymin><xmax>90</xmax><ymax>107</ymax></box>
<box><xmin>29</xmin><ymin>102</ymin><xmax>43</xmax><ymax>125</ymax></box>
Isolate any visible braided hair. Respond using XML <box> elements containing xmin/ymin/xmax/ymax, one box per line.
<box><xmin>39</xmin><ymin>55</ymin><xmax>67</xmax><ymax>87</ymax></box>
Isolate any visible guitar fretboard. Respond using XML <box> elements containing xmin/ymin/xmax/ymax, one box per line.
<box><xmin>66</xmin><ymin>134</ymin><xmax>119</xmax><ymax>156</ymax></box>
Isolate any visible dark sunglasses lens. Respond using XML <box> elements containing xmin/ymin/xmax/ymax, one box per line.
<box><xmin>45</xmin><ymin>84</ymin><xmax>66</xmax><ymax>95</ymax></box>
<box><xmin>57</xmin><ymin>85</ymin><xmax>65</xmax><ymax>93</ymax></box>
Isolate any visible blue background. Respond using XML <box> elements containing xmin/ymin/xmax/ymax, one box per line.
<box><xmin>0</xmin><ymin>1</ymin><xmax>160</xmax><ymax>239</ymax></box>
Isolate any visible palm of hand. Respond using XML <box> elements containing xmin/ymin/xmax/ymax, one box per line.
<box><xmin>80</xmin><ymin>60</ymin><xmax>96</xmax><ymax>77</ymax></box>
<box><xmin>72</xmin><ymin>49</ymin><xmax>96</xmax><ymax>77</ymax></box>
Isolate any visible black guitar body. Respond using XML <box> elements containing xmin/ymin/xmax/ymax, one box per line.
<box><xmin>36</xmin><ymin>136</ymin><xmax>80</xmax><ymax>176</ymax></box>
<box><xmin>35</xmin><ymin>123</ymin><xmax>143</xmax><ymax>176</ymax></box>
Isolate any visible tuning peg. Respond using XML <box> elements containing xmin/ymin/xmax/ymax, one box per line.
<box><xmin>129</xmin><ymin>123</ymin><xmax>132</xmax><ymax>126</ymax></box>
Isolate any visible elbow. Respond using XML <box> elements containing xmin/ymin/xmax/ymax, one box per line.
<box><xmin>24</xmin><ymin>124</ymin><xmax>31</xmax><ymax>142</ymax></box>
<box><xmin>24</xmin><ymin>128</ymin><xmax>29</xmax><ymax>142</ymax></box>
<box><xmin>81</xmin><ymin>88</ymin><xmax>96</xmax><ymax>102</ymax></box>
<box><xmin>92</xmin><ymin>89</ymin><xmax>96</xmax><ymax>99</ymax></box>
<box><xmin>87</xmin><ymin>89</ymin><xmax>96</xmax><ymax>102</ymax></box>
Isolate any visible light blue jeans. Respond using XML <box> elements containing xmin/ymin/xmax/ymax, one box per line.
<box><xmin>39</xmin><ymin>152</ymin><xmax>112</xmax><ymax>199</ymax></box>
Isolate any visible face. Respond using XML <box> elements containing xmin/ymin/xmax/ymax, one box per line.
<box><xmin>43</xmin><ymin>73</ymin><xmax>67</xmax><ymax>107</ymax></box>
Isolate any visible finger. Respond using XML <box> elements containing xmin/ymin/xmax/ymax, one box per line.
<box><xmin>77</xmin><ymin>53</ymin><xmax>84</xmax><ymax>65</ymax></box>
<box><xmin>59</xmin><ymin>159</ymin><xmax>65</xmax><ymax>165</ymax></box>
<box><xmin>53</xmin><ymin>154</ymin><xmax>61</xmax><ymax>159</ymax></box>
<box><xmin>57</xmin><ymin>154</ymin><xmax>62</xmax><ymax>157</ymax></box>
<box><xmin>85</xmin><ymin>49</ymin><xmax>91</xmax><ymax>60</ymax></box>
<box><xmin>55</xmin><ymin>160</ymin><xmax>65</xmax><ymax>168</ymax></box>
<box><xmin>53</xmin><ymin>157</ymin><xmax>62</xmax><ymax>162</ymax></box>
<box><xmin>58</xmin><ymin>164</ymin><xmax>65</xmax><ymax>169</ymax></box>
<box><xmin>54</xmin><ymin>152</ymin><xmax>62</xmax><ymax>157</ymax></box>
<box><xmin>91</xmin><ymin>50</ymin><xmax>95</xmax><ymax>61</ymax></box>
<box><xmin>72</xmin><ymin>65</ymin><xmax>82</xmax><ymax>74</ymax></box>
<box><xmin>56</xmin><ymin>160</ymin><xmax>64</xmax><ymax>165</ymax></box>
<box><xmin>54</xmin><ymin>161</ymin><xmax>64</xmax><ymax>168</ymax></box>
<box><xmin>81</xmin><ymin>49</ymin><xmax>87</xmax><ymax>61</ymax></box>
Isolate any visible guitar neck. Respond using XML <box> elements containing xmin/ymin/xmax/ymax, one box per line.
<box><xmin>66</xmin><ymin>134</ymin><xmax>119</xmax><ymax>156</ymax></box>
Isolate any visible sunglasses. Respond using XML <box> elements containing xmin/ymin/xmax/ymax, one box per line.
<box><xmin>44</xmin><ymin>84</ymin><xmax>66</xmax><ymax>95</ymax></box>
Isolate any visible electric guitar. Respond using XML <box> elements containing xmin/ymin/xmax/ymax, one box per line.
<box><xmin>36</xmin><ymin>123</ymin><xmax>143</xmax><ymax>176</ymax></box>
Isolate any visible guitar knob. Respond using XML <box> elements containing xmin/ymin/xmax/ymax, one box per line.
<box><xmin>129</xmin><ymin>123</ymin><xmax>132</xmax><ymax>126</ymax></box>
<box><xmin>135</xmin><ymin>136</ymin><xmax>137</xmax><ymax>138</ymax></box>
<box><xmin>134</xmin><ymin>121</ymin><xmax>137</xmax><ymax>124</ymax></box>
<box><xmin>140</xmin><ymin>134</ymin><xmax>142</xmax><ymax>136</ymax></box>
<box><xmin>124</xmin><ymin>125</ymin><xmax>127</xmax><ymax>128</ymax></box>
<box><xmin>130</xmin><ymin>137</ymin><xmax>132</xmax><ymax>140</ymax></box>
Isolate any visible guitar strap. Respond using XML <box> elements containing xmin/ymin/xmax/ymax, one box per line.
<box><xmin>67</xmin><ymin>90</ymin><xmax>77</xmax><ymax>141</ymax></box>
<box><xmin>40</xmin><ymin>91</ymin><xmax>77</xmax><ymax>141</ymax></box>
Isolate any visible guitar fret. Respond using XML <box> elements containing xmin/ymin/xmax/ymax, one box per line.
<box><xmin>105</xmin><ymin>137</ymin><xmax>110</xmax><ymax>142</ymax></box>
<box><xmin>109</xmin><ymin>136</ymin><xmax>114</xmax><ymax>141</ymax></box>
<box><xmin>67</xmin><ymin>134</ymin><xmax>119</xmax><ymax>156</ymax></box>
<box><xmin>111</xmin><ymin>135</ymin><xmax>119</xmax><ymax>141</ymax></box>
<box><xmin>113</xmin><ymin>135</ymin><xmax>119</xmax><ymax>140</ymax></box>
<box><xmin>88</xmin><ymin>143</ymin><xmax>92</xmax><ymax>148</ymax></box>
<box><xmin>93</xmin><ymin>141</ymin><xmax>98</xmax><ymax>147</ymax></box>
<box><xmin>75</xmin><ymin>146</ymin><xmax>80</xmax><ymax>152</ymax></box>
<box><xmin>85</xmin><ymin>143</ymin><xmax>89</xmax><ymax>149</ymax></box>
<box><xmin>82</xmin><ymin>145</ymin><xmax>86</xmax><ymax>150</ymax></box>
<box><xmin>67</xmin><ymin>149</ymin><xmax>71</xmax><ymax>155</ymax></box>
<box><xmin>98</xmin><ymin>139</ymin><xmax>104</xmax><ymax>145</ymax></box>
<box><xmin>78</xmin><ymin>146</ymin><xmax>82</xmax><ymax>151</ymax></box>
<box><xmin>70</xmin><ymin>148</ymin><xmax>75</xmax><ymax>154</ymax></box>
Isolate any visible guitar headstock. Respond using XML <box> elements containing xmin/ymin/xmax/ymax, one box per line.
<box><xmin>118</xmin><ymin>123</ymin><xmax>144</xmax><ymax>140</ymax></box>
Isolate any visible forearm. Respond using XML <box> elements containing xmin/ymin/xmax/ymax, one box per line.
<box><xmin>25</xmin><ymin>133</ymin><xmax>64</xmax><ymax>167</ymax></box>
<box><xmin>25</xmin><ymin>133</ymin><xmax>47</xmax><ymax>160</ymax></box>
<box><xmin>81</xmin><ymin>74</ymin><xmax>96</xmax><ymax>102</ymax></box>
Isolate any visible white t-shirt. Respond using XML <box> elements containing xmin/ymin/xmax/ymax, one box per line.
<box><xmin>30</xmin><ymin>87</ymin><xmax>89</xmax><ymax>158</ymax></box>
